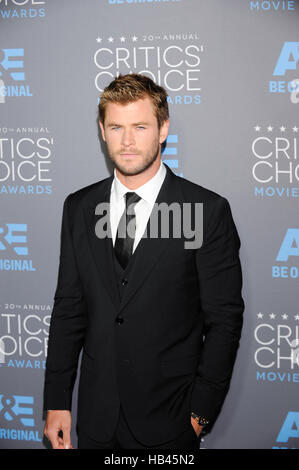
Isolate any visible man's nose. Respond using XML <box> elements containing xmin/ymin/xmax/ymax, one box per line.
<box><xmin>121</xmin><ymin>129</ymin><xmax>135</xmax><ymax>147</ymax></box>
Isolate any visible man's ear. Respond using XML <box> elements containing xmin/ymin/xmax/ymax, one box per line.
<box><xmin>159</xmin><ymin>119</ymin><xmax>170</xmax><ymax>144</ymax></box>
<box><xmin>99</xmin><ymin>120</ymin><xmax>106</xmax><ymax>142</ymax></box>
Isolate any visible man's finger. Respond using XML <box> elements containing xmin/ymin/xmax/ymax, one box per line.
<box><xmin>62</xmin><ymin>427</ymin><xmax>72</xmax><ymax>449</ymax></box>
<box><xmin>47</xmin><ymin>430</ymin><xmax>61</xmax><ymax>449</ymax></box>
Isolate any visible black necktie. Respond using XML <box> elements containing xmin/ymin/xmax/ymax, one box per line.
<box><xmin>114</xmin><ymin>191</ymin><xmax>141</xmax><ymax>269</ymax></box>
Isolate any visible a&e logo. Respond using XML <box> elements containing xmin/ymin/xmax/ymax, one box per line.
<box><xmin>0</xmin><ymin>48</ymin><xmax>33</xmax><ymax>102</ymax></box>
<box><xmin>0</xmin><ymin>223</ymin><xmax>28</xmax><ymax>255</ymax></box>
<box><xmin>273</xmin><ymin>42</ymin><xmax>299</xmax><ymax>77</ymax></box>
<box><xmin>269</xmin><ymin>42</ymin><xmax>299</xmax><ymax>103</ymax></box>
<box><xmin>162</xmin><ymin>134</ymin><xmax>183</xmax><ymax>177</ymax></box>
<box><xmin>0</xmin><ymin>394</ymin><xmax>34</xmax><ymax>427</ymax></box>
<box><xmin>0</xmin><ymin>394</ymin><xmax>42</xmax><ymax>442</ymax></box>
<box><xmin>273</xmin><ymin>412</ymin><xmax>299</xmax><ymax>448</ymax></box>
<box><xmin>272</xmin><ymin>228</ymin><xmax>299</xmax><ymax>279</ymax></box>
<box><xmin>0</xmin><ymin>223</ymin><xmax>36</xmax><ymax>271</ymax></box>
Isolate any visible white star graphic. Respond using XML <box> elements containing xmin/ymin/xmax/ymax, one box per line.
<box><xmin>96</xmin><ymin>37</ymin><xmax>102</xmax><ymax>43</ymax></box>
<box><xmin>257</xmin><ymin>313</ymin><xmax>263</xmax><ymax>319</ymax></box>
<box><xmin>132</xmin><ymin>35</ymin><xmax>138</xmax><ymax>42</ymax></box>
<box><xmin>293</xmin><ymin>126</ymin><xmax>298</xmax><ymax>133</ymax></box>
<box><xmin>281</xmin><ymin>313</ymin><xmax>288</xmax><ymax>320</ymax></box>
<box><xmin>294</xmin><ymin>314</ymin><xmax>299</xmax><ymax>320</ymax></box>
<box><xmin>267</xmin><ymin>126</ymin><xmax>273</xmax><ymax>132</ymax></box>
<box><xmin>108</xmin><ymin>36</ymin><xmax>114</xmax><ymax>43</ymax></box>
<box><xmin>269</xmin><ymin>313</ymin><xmax>276</xmax><ymax>319</ymax></box>
<box><xmin>254</xmin><ymin>125</ymin><xmax>261</xmax><ymax>132</ymax></box>
<box><xmin>280</xmin><ymin>126</ymin><xmax>286</xmax><ymax>132</ymax></box>
<box><xmin>120</xmin><ymin>36</ymin><xmax>126</xmax><ymax>43</ymax></box>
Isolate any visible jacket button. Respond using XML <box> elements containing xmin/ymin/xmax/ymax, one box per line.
<box><xmin>121</xmin><ymin>278</ymin><xmax>128</xmax><ymax>286</ymax></box>
<box><xmin>115</xmin><ymin>315</ymin><xmax>124</xmax><ymax>325</ymax></box>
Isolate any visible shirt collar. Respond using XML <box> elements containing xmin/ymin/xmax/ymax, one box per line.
<box><xmin>112</xmin><ymin>160</ymin><xmax>166</xmax><ymax>204</ymax></box>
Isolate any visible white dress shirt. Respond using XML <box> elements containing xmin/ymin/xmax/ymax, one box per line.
<box><xmin>110</xmin><ymin>161</ymin><xmax>166</xmax><ymax>253</ymax></box>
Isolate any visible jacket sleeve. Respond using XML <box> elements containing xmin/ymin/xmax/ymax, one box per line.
<box><xmin>190</xmin><ymin>196</ymin><xmax>245</xmax><ymax>426</ymax></box>
<box><xmin>43</xmin><ymin>194</ymin><xmax>87</xmax><ymax>411</ymax></box>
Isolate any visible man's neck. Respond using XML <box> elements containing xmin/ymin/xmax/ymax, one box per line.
<box><xmin>115</xmin><ymin>156</ymin><xmax>162</xmax><ymax>190</ymax></box>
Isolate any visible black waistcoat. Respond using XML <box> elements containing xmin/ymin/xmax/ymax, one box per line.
<box><xmin>112</xmin><ymin>248</ymin><xmax>135</xmax><ymax>302</ymax></box>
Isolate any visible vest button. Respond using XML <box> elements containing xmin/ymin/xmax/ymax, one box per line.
<box><xmin>121</xmin><ymin>278</ymin><xmax>128</xmax><ymax>286</ymax></box>
<box><xmin>115</xmin><ymin>315</ymin><xmax>124</xmax><ymax>325</ymax></box>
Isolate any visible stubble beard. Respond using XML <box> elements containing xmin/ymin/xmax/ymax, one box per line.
<box><xmin>109</xmin><ymin>142</ymin><xmax>161</xmax><ymax>177</ymax></box>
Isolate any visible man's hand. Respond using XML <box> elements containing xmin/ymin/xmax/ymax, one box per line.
<box><xmin>44</xmin><ymin>410</ymin><xmax>73</xmax><ymax>449</ymax></box>
<box><xmin>191</xmin><ymin>416</ymin><xmax>203</xmax><ymax>437</ymax></box>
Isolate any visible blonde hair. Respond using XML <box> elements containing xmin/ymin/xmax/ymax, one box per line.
<box><xmin>99</xmin><ymin>74</ymin><xmax>169</xmax><ymax>128</ymax></box>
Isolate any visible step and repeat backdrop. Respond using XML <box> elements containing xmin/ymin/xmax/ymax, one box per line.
<box><xmin>0</xmin><ymin>0</ymin><xmax>298</xmax><ymax>450</ymax></box>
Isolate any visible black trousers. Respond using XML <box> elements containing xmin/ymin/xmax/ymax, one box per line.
<box><xmin>77</xmin><ymin>405</ymin><xmax>201</xmax><ymax>450</ymax></box>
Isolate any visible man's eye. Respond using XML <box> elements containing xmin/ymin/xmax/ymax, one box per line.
<box><xmin>136</xmin><ymin>126</ymin><xmax>145</xmax><ymax>130</ymax></box>
<box><xmin>111</xmin><ymin>126</ymin><xmax>120</xmax><ymax>130</ymax></box>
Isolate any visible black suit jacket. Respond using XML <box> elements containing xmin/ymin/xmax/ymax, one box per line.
<box><xmin>43</xmin><ymin>163</ymin><xmax>244</xmax><ymax>446</ymax></box>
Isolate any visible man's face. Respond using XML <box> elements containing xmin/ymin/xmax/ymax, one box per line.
<box><xmin>99</xmin><ymin>97</ymin><xmax>169</xmax><ymax>176</ymax></box>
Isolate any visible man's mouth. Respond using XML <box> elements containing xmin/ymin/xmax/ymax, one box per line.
<box><xmin>119</xmin><ymin>153</ymin><xmax>139</xmax><ymax>157</ymax></box>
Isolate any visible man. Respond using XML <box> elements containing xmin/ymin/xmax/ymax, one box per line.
<box><xmin>43</xmin><ymin>74</ymin><xmax>244</xmax><ymax>450</ymax></box>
